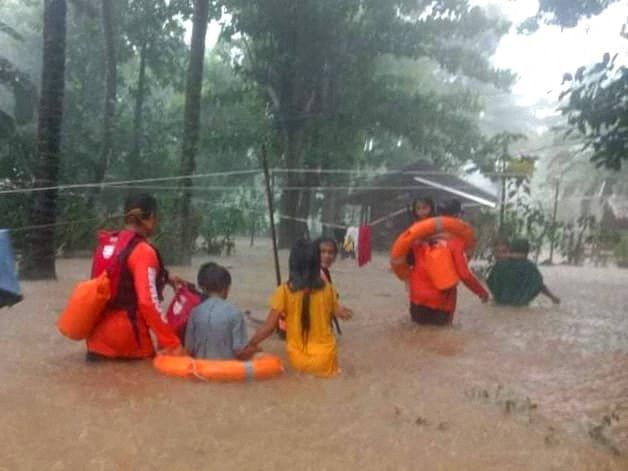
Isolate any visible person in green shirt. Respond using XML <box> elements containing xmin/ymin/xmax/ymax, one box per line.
<box><xmin>487</xmin><ymin>238</ymin><xmax>561</xmax><ymax>307</ymax></box>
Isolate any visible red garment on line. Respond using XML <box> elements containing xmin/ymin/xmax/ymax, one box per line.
<box><xmin>358</xmin><ymin>224</ymin><xmax>372</xmax><ymax>267</ymax></box>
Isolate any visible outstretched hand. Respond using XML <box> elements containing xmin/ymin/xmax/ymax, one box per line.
<box><xmin>167</xmin><ymin>273</ymin><xmax>188</xmax><ymax>288</ymax></box>
<box><xmin>235</xmin><ymin>344</ymin><xmax>261</xmax><ymax>361</ymax></box>
<box><xmin>159</xmin><ymin>344</ymin><xmax>187</xmax><ymax>357</ymax></box>
<box><xmin>336</xmin><ymin>305</ymin><xmax>354</xmax><ymax>320</ymax></box>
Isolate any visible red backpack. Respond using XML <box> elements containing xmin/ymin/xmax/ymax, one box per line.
<box><xmin>166</xmin><ymin>284</ymin><xmax>203</xmax><ymax>342</ymax></box>
<box><xmin>94</xmin><ymin>230</ymin><xmax>167</xmax><ymax>341</ymax></box>
<box><xmin>91</xmin><ymin>230</ymin><xmax>141</xmax><ymax>288</ymax></box>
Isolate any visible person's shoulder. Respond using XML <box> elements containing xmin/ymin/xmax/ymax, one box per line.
<box><xmin>446</xmin><ymin>236</ymin><xmax>466</xmax><ymax>251</ymax></box>
<box><xmin>316</xmin><ymin>281</ymin><xmax>335</xmax><ymax>297</ymax></box>
<box><xmin>191</xmin><ymin>298</ymin><xmax>212</xmax><ymax>315</ymax></box>
<box><xmin>274</xmin><ymin>283</ymin><xmax>290</xmax><ymax>296</ymax></box>
<box><xmin>126</xmin><ymin>239</ymin><xmax>159</xmax><ymax>266</ymax></box>
<box><xmin>132</xmin><ymin>239</ymin><xmax>157</xmax><ymax>257</ymax></box>
<box><xmin>524</xmin><ymin>259</ymin><xmax>542</xmax><ymax>272</ymax></box>
<box><xmin>215</xmin><ymin>298</ymin><xmax>242</xmax><ymax>317</ymax></box>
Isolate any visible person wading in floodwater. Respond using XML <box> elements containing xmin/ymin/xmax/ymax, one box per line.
<box><xmin>407</xmin><ymin>199</ymin><xmax>489</xmax><ymax>325</ymax></box>
<box><xmin>86</xmin><ymin>194</ymin><xmax>185</xmax><ymax>361</ymax></box>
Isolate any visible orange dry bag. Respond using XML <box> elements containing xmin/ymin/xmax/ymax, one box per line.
<box><xmin>423</xmin><ymin>241</ymin><xmax>459</xmax><ymax>290</ymax></box>
<box><xmin>57</xmin><ymin>230</ymin><xmax>142</xmax><ymax>341</ymax></box>
<box><xmin>57</xmin><ymin>272</ymin><xmax>111</xmax><ymax>340</ymax></box>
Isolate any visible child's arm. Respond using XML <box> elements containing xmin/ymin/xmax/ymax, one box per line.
<box><xmin>183</xmin><ymin>312</ymin><xmax>195</xmax><ymax>355</ymax></box>
<box><xmin>232</xmin><ymin>312</ymin><xmax>259</xmax><ymax>360</ymax></box>
<box><xmin>540</xmin><ymin>285</ymin><xmax>561</xmax><ymax>304</ymax></box>
<box><xmin>242</xmin><ymin>309</ymin><xmax>282</xmax><ymax>351</ymax></box>
<box><xmin>335</xmin><ymin>303</ymin><xmax>354</xmax><ymax>320</ymax></box>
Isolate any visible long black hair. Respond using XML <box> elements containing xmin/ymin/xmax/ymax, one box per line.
<box><xmin>411</xmin><ymin>197</ymin><xmax>436</xmax><ymax>221</ymax></box>
<box><xmin>124</xmin><ymin>193</ymin><xmax>157</xmax><ymax>225</ymax></box>
<box><xmin>288</xmin><ymin>239</ymin><xmax>324</xmax><ymax>345</ymax></box>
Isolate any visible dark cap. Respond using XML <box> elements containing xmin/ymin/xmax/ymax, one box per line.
<box><xmin>438</xmin><ymin>199</ymin><xmax>463</xmax><ymax>216</ymax></box>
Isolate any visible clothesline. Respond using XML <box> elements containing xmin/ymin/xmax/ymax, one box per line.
<box><xmin>0</xmin><ymin>169</ymin><xmax>261</xmax><ymax>195</ymax></box>
<box><xmin>0</xmin><ymin>166</ymin><xmax>539</xmax><ymax>196</ymax></box>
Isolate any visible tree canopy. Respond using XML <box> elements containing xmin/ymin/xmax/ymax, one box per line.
<box><xmin>523</xmin><ymin>0</ymin><xmax>627</xmax><ymax>171</ymax></box>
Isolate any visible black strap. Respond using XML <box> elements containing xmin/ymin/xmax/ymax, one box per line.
<box><xmin>115</xmin><ymin>235</ymin><xmax>144</xmax><ymax>344</ymax></box>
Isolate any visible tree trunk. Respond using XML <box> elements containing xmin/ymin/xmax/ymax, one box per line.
<box><xmin>321</xmin><ymin>188</ymin><xmax>340</xmax><ymax>237</ymax></box>
<box><xmin>175</xmin><ymin>0</ymin><xmax>210</xmax><ymax>264</ymax></box>
<box><xmin>95</xmin><ymin>0</ymin><xmax>116</xmax><ymax>184</ymax></box>
<box><xmin>296</xmin><ymin>167</ymin><xmax>320</xmax><ymax>240</ymax></box>
<box><xmin>130</xmin><ymin>42</ymin><xmax>147</xmax><ymax>178</ymax></box>
<box><xmin>20</xmin><ymin>0</ymin><xmax>67</xmax><ymax>280</ymax></box>
<box><xmin>278</xmin><ymin>127</ymin><xmax>307</xmax><ymax>248</ymax></box>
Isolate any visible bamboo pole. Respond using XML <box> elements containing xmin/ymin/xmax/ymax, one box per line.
<box><xmin>548</xmin><ymin>179</ymin><xmax>560</xmax><ymax>264</ymax></box>
<box><xmin>260</xmin><ymin>145</ymin><xmax>281</xmax><ymax>286</ymax></box>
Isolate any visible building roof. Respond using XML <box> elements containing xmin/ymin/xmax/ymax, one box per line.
<box><xmin>341</xmin><ymin>161</ymin><xmax>498</xmax><ymax>208</ymax></box>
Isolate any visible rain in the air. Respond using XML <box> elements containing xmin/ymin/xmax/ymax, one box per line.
<box><xmin>1</xmin><ymin>0</ymin><xmax>627</xmax><ymax>469</ymax></box>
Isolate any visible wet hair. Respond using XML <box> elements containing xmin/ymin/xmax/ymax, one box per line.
<box><xmin>412</xmin><ymin>197</ymin><xmax>436</xmax><ymax>219</ymax></box>
<box><xmin>197</xmin><ymin>262</ymin><xmax>232</xmax><ymax>294</ymax></box>
<box><xmin>438</xmin><ymin>198</ymin><xmax>463</xmax><ymax>217</ymax></box>
<box><xmin>288</xmin><ymin>239</ymin><xmax>324</xmax><ymax>345</ymax></box>
<box><xmin>509</xmin><ymin>238</ymin><xmax>530</xmax><ymax>256</ymax></box>
<box><xmin>124</xmin><ymin>193</ymin><xmax>157</xmax><ymax>223</ymax></box>
<box><xmin>316</xmin><ymin>236</ymin><xmax>338</xmax><ymax>255</ymax></box>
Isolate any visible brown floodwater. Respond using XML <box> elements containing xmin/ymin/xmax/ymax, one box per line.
<box><xmin>1</xmin><ymin>239</ymin><xmax>627</xmax><ymax>470</ymax></box>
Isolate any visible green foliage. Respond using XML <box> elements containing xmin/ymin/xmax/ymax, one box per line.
<box><xmin>199</xmin><ymin>206</ymin><xmax>244</xmax><ymax>255</ymax></box>
<box><xmin>520</xmin><ymin>0</ymin><xmax>620</xmax><ymax>32</ymax></box>
<box><xmin>222</xmin><ymin>0</ymin><xmax>514</xmax><ymax>245</ymax></box>
<box><xmin>502</xmin><ymin>204</ymin><xmax>554</xmax><ymax>262</ymax></box>
<box><xmin>520</xmin><ymin>0</ymin><xmax>627</xmax><ymax>172</ymax></box>
<box><xmin>614</xmin><ymin>233</ymin><xmax>628</xmax><ymax>268</ymax></box>
<box><xmin>224</xmin><ymin>0</ymin><xmax>512</xmax><ymax>168</ymax></box>
<box><xmin>560</xmin><ymin>215</ymin><xmax>597</xmax><ymax>265</ymax></box>
<box><xmin>474</xmin><ymin>132</ymin><xmax>528</xmax><ymax>174</ymax></box>
<box><xmin>560</xmin><ymin>54</ymin><xmax>628</xmax><ymax>170</ymax></box>
<box><xmin>123</xmin><ymin>0</ymin><xmax>190</xmax><ymax>89</ymax></box>
<box><xmin>0</xmin><ymin>128</ymin><xmax>38</xmax><ymax>247</ymax></box>
<box><xmin>55</xmin><ymin>196</ymin><xmax>102</xmax><ymax>255</ymax></box>
<box><xmin>0</xmin><ymin>23</ymin><xmax>37</xmax><ymax>136</ymax></box>
<box><xmin>153</xmin><ymin>195</ymin><xmax>200</xmax><ymax>265</ymax></box>
<box><xmin>1</xmin><ymin>0</ymin><xmax>528</xmax><ymax>261</ymax></box>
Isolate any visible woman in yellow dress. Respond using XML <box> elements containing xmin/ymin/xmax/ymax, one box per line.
<box><xmin>242</xmin><ymin>239</ymin><xmax>351</xmax><ymax>377</ymax></box>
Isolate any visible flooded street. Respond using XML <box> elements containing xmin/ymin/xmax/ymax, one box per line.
<box><xmin>1</xmin><ymin>240</ymin><xmax>627</xmax><ymax>470</ymax></box>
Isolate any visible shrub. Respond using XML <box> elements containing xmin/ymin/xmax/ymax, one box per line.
<box><xmin>614</xmin><ymin>234</ymin><xmax>628</xmax><ymax>269</ymax></box>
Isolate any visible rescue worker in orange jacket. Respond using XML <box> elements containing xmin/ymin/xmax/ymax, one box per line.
<box><xmin>408</xmin><ymin>199</ymin><xmax>489</xmax><ymax>325</ymax></box>
<box><xmin>86</xmin><ymin>194</ymin><xmax>185</xmax><ymax>360</ymax></box>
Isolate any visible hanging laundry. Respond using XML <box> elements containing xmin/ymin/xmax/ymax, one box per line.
<box><xmin>343</xmin><ymin>226</ymin><xmax>359</xmax><ymax>260</ymax></box>
<box><xmin>357</xmin><ymin>224</ymin><xmax>372</xmax><ymax>267</ymax></box>
<box><xmin>0</xmin><ymin>230</ymin><xmax>22</xmax><ymax>308</ymax></box>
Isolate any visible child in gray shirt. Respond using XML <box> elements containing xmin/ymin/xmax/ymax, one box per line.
<box><xmin>184</xmin><ymin>263</ymin><xmax>255</xmax><ymax>360</ymax></box>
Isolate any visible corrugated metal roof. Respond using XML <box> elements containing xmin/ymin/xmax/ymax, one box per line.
<box><xmin>341</xmin><ymin>160</ymin><xmax>498</xmax><ymax>205</ymax></box>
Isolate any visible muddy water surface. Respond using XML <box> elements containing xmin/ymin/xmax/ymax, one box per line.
<box><xmin>1</xmin><ymin>241</ymin><xmax>627</xmax><ymax>470</ymax></box>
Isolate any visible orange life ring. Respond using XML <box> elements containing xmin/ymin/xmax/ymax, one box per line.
<box><xmin>153</xmin><ymin>354</ymin><xmax>284</xmax><ymax>382</ymax></box>
<box><xmin>390</xmin><ymin>216</ymin><xmax>476</xmax><ymax>280</ymax></box>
